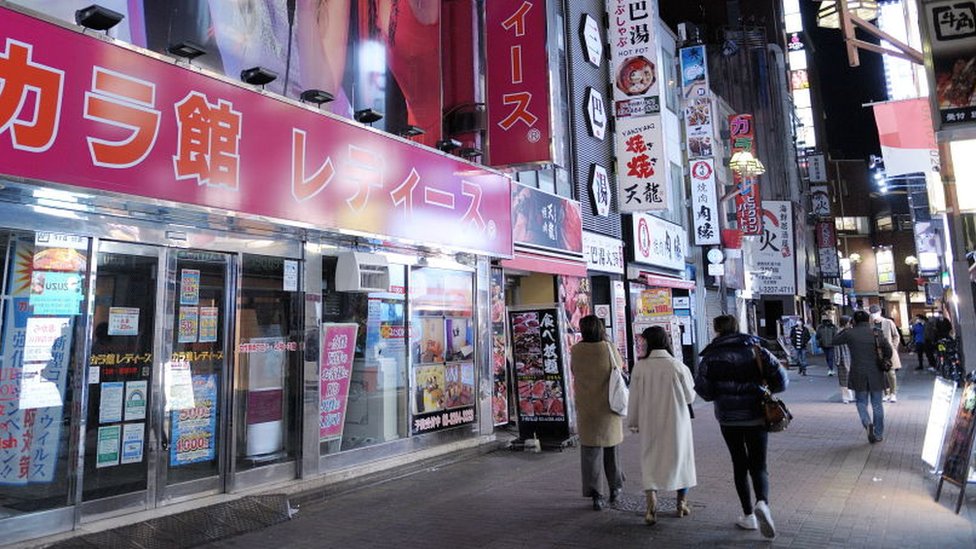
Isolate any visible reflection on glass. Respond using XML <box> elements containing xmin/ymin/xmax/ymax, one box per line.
<box><xmin>321</xmin><ymin>256</ymin><xmax>407</xmax><ymax>454</ymax></box>
<box><xmin>83</xmin><ymin>250</ymin><xmax>156</xmax><ymax>501</ymax></box>
<box><xmin>0</xmin><ymin>231</ymin><xmax>83</xmax><ymax>513</ymax></box>
<box><xmin>234</xmin><ymin>255</ymin><xmax>301</xmax><ymax>471</ymax></box>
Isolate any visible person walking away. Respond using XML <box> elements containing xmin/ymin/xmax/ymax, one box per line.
<box><xmin>835</xmin><ymin>315</ymin><xmax>854</xmax><ymax>403</ymax></box>
<box><xmin>628</xmin><ymin>326</ymin><xmax>696</xmax><ymax>526</ymax></box>
<box><xmin>789</xmin><ymin>321</ymin><xmax>812</xmax><ymax>375</ymax></box>
<box><xmin>868</xmin><ymin>305</ymin><xmax>902</xmax><ymax>402</ymax></box>
<box><xmin>570</xmin><ymin>315</ymin><xmax>625</xmax><ymax>510</ymax></box>
<box><xmin>695</xmin><ymin>315</ymin><xmax>788</xmax><ymax>539</ymax></box>
<box><xmin>910</xmin><ymin>315</ymin><xmax>927</xmax><ymax>371</ymax></box>
<box><xmin>923</xmin><ymin>315</ymin><xmax>940</xmax><ymax>370</ymax></box>
<box><xmin>816</xmin><ymin>318</ymin><xmax>838</xmax><ymax>376</ymax></box>
<box><xmin>834</xmin><ymin>310</ymin><xmax>893</xmax><ymax>443</ymax></box>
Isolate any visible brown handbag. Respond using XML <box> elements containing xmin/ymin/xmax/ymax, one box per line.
<box><xmin>753</xmin><ymin>345</ymin><xmax>792</xmax><ymax>432</ymax></box>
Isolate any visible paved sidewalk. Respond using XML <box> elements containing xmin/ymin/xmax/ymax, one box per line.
<box><xmin>207</xmin><ymin>356</ymin><xmax>976</xmax><ymax>548</ymax></box>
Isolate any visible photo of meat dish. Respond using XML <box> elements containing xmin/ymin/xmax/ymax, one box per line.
<box><xmin>688</xmin><ymin>136</ymin><xmax>713</xmax><ymax>157</ymax></box>
<box><xmin>517</xmin><ymin>380</ymin><xmax>565</xmax><ymax>418</ymax></box>
<box><xmin>937</xmin><ymin>57</ymin><xmax>976</xmax><ymax>107</ymax></box>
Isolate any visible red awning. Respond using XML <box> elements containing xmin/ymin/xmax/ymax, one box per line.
<box><xmin>501</xmin><ymin>251</ymin><xmax>588</xmax><ymax>277</ymax></box>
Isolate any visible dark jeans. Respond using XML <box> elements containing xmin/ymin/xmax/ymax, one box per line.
<box><xmin>824</xmin><ymin>347</ymin><xmax>835</xmax><ymax>370</ymax></box>
<box><xmin>720</xmin><ymin>425</ymin><xmax>769</xmax><ymax>515</ymax></box>
<box><xmin>580</xmin><ymin>445</ymin><xmax>623</xmax><ymax>498</ymax></box>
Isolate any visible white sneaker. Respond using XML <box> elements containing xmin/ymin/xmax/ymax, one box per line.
<box><xmin>754</xmin><ymin>500</ymin><xmax>776</xmax><ymax>539</ymax></box>
<box><xmin>890</xmin><ymin>394</ymin><xmax>897</xmax><ymax>403</ymax></box>
<box><xmin>882</xmin><ymin>394</ymin><xmax>890</xmax><ymax>402</ymax></box>
<box><xmin>736</xmin><ymin>513</ymin><xmax>758</xmax><ymax>530</ymax></box>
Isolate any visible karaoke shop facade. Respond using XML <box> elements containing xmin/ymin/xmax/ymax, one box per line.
<box><xmin>0</xmin><ymin>7</ymin><xmax>512</xmax><ymax>544</ymax></box>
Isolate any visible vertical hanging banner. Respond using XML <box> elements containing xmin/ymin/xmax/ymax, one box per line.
<box><xmin>730</xmin><ymin>114</ymin><xmax>762</xmax><ymax>235</ymax></box>
<box><xmin>816</xmin><ymin>221</ymin><xmax>840</xmax><ymax>278</ymax></box>
<box><xmin>810</xmin><ymin>185</ymin><xmax>832</xmax><ymax>219</ymax></box>
<box><xmin>486</xmin><ymin>0</ymin><xmax>553</xmax><ymax>166</ymax></box>
<box><xmin>690</xmin><ymin>159</ymin><xmax>720</xmax><ymax>245</ymax></box>
<box><xmin>609</xmin><ymin>0</ymin><xmax>666</xmax><ymax>213</ymax></box>
<box><xmin>490</xmin><ymin>268</ymin><xmax>509</xmax><ymax>426</ymax></box>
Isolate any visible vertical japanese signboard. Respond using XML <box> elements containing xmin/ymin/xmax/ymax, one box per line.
<box><xmin>486</xmin><ymin>0</ymin><xmax>553</xmax><ymax>166</ymax></box>
<box><xmin>490</xmin><ymin>268</ymin><xmax>509</xmax><ymax>426</ymax></box>
<box><xmin>689</xmin><ymin>159</ymin><xmax>720</xmax><ymax>245</ymax></box>
<box><xmin>748</xmin><ymin>201</ymin><xmax>796</xmax><ymax>295</ymax></box>
<box><xmin>319</xmin><ymin>323</ymin><xmax>357</xmax><ymax>442</ymax></box>
<box><xmin>609</xmin><ymin>0</ymin><xmax>666</xmax><ymax>213</ymax></box>
<box><xmin>680</xmin><ymin>45</ymin><xmax>719</xmax><ymax>245</ymax></box>
<box><xmin>921</xmin><ymin>0</ymin><xmax>976</xmax><ymax>131</ymax></box>
<box><xmin>509</xmin><ymin>307</ymin><xmax>570</xmax><ymax>443</ymax></box>
<box><xmin>730</xmin><ymin>114</ymin><xmax>762</xmax><ymax>235</ymax></box>
<box><xmin>816</xmin><ymin>221</ymin><xmax>841</xmax><ymax>278</ymax></box>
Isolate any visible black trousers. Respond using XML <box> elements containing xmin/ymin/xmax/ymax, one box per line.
<box><xmin>720</xmin><ymin>425</ymin><xmax>769</xmax><ymax>515</ymax></box>
<box><xmin>580</xmin><ymin>445</ymin><xmax>623</xmax><ymax>498</ymax></box>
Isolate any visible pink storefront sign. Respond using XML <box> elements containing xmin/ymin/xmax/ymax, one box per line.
<box><xmin>0</xmin><ymin>8</ymin><xmax>512</xmax><ymax>257</ymax></box>
<box><xmin>319</xmin><ymin>323</ymin><xmax>358</xmax><ymax>443</ymax></box>
<box><xmin>485</xmin><ymin>0</ymin><xmax>553</xmax><ymax>167</ymax></box>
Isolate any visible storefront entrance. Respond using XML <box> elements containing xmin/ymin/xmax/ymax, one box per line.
<box><xmin>81</xmin><ymin>243</ymin><xmax>234</xmax><ymax>517</ymax></box>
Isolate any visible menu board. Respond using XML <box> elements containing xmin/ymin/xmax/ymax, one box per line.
<box><xmin>940</xmin><ymin>381</ymin><xmax>976</xmax><ymax>486</ymax></box>
<box><xmin>509</xmin><ymin>307</ymin><xmax>570</xmax><ymax>443</ymax></box>
<box><xmin>319</xmin><ymin>323</ymin><xmax>357</xmax><ymax>442</ymax></box>
<box><xmin>923</xmin><ymin>378</ymin><xmax>958</xmax><ymax>469</ymax></box>
<box><xmin>490</xmin><ymin>268</ymin><xmax>509</xmax><ymax>426</ymax></box>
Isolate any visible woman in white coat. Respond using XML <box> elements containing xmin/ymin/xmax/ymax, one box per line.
<box><xmin>627</xmin><ymin>326</ymin><xmax>697</xmax><ymax>525</ymax></box>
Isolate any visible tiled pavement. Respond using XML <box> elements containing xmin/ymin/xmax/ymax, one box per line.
<box><xmin>210</xmin><ymin>355</ymin><xmax>976</xmax><ymax>548</ymax></box>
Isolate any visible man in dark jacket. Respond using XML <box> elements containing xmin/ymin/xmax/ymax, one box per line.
<box><xmin>789</xmin><ymin>321</ymin><xmax>812</xmax><ymax>375</ymax></box>
<box><xmin>695</xmin><ymin>315</ymin><xmax>788</xmax><ymax>540</ymax></box>
<box><xmin>816</xmin><ymin>318</ymin><xmax>837</xmax><ymax>376</ymax></box>
<box><xmin>833</xmin><ymin>310</ymin><xmax>892</xmax><ymax>444</ymax></box>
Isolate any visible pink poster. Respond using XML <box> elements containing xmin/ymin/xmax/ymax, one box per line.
<box><xmin>0</xmin><ymin>7</ymin><xmax>512</xmax><ymax>258</ymax></box>
<box><xmin>319</xmin><ymin>323</ymin><xmax>358</xmax><ymax>442</ymax></box>
<box><xmin>485</xmin><ymin>0</ymin><xmax>553</xmax><ymax>167</ymax></box>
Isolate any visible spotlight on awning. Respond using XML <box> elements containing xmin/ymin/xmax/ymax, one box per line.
<box><xmin>167</xmin><ymin>41</ymin><xmax>206</xmax><ymax>62</ymax></box>
<box><xmin>354</xmin><ymin>108</ymin><xmax>384</xmax><ymax>125</ymax></box>
<box><xmin>300</xmin><ymin>89</ymin><xmax>335</xmax><ymax>106</ymax></box>
<box><xmin>75</xmin><ymin>4</ymin><xmax>124</xmax><ymax>32</ymax></box>
<box><xmin>240</xmin><ymin>66</ymin><xmax>278</xmax><ymax>87</ymax></box>
<box><xmin>398</xmin><ymin>125</ymin><xmax>425</xmax><ymax>138</ymax></box>
<box><xmin>436</xmin><ymin>138</ymin><xmax>462</xmax><ymax>153</ymax></box>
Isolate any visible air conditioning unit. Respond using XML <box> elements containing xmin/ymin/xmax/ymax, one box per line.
<box><xmin>335</xmin><ymin>251</ymin><xmax>390</xmax><ymax>292</ymax></box>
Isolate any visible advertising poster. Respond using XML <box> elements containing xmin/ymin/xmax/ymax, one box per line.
<box><xmin>442</xmin><ymin>362</ymin><xmax>475</xmax><ymax>409</ymax></box>
<box><xmin>941</xmin><ymin>381</ymin><xmax>976</xmax><ymax>485</ymax></box>
<box><xmin>921</xmin><ymin>1</ymin><xmax>976</xmax><ymax>130</ymax></box>
<box><xmin>414</xmin><ymin>364</ymin><xmax>447</xmax><ymax>414</ymax></box>
<box><xmin>612</xmin><ymin>280</ymin><xmax>628</xmax><ymax>363</ymax></box>
<box><xmin>22</xmin><ymin>316</ymin><xmax>70</xmax><ymax>363</ymax></box>
<box><xmin>512</xmin><ymin>185</ymin><xmax>584</xmax><ymax>255</ymax></box>
<box><xmin>28</xmin><ymin>271</ymin><xmax>84</xmax><ymax>315</ymax></box>
<box><xmin>178</xmin><ymin>307</ymin><xmax>199</xmax><ymax>343</ymax></box>
<box><xmin>164</xmin><ymin>360</ymin><xmax>195</xmax><ymax>411</ymax></box>
<box><xmin>680</xmin><ymin>45</ymin><xmax>714</xmax><ymax>162</ymax></box>
<box><xmin>690</xmin><ymin>159</ymin><xmax>720</xmax><ymax>245</ymax></box>
<box><xmin>639</xmin><ymin>288</ymin><xmax>674</xmax><ymax>317</ymax></box>
<box><xmin>414</xmin><ymin>317</ymin><xmax>446</xmax><ymax>364</ymax></box>
<box><xmin>616</xmin><ymin>116</ymin><xmax>668</xmax><ymax>212</ymax></box>
<box><xmin>608</xmin><ymin>0</ymin><xmax>660</xmax><ymax>117</ymax></box>
<box><xmin>170</xmin><ymin>374</ymin><xmax>218</xmax><ymax>466</ymax></box>
<box><xmin>124</xmin><ymin>380</ymin><xmax>148</xmax><ymax>421</ymax></box>
<box><xmin>490</xmin><ymin>267</ymin><xmax>509</xmax><ymax>426</ymax></box>
<box><xmin>319</xmin><ymin>323</ymin><xmax>357</xmax><ymax>442</ymax></box>
<box><xmin>445</xmin><ymin>317</ymin><xmax>473</xmax><ymax>361</ymax></box>
<box><xmin>96</xmin><ymin>425</ymin><xmax>121</xmax><ymax>468</ymax></box>
<box><xmin>120</xmin><ymin>422</ymin><xmax>145</xmax><ymax>465</ymax></box>
<box><xmin>98</xmin><ymin>381</ymin><xmax>125</xmax><ymax>424</ymax></box>
<box><xmin>198</xmin><ymin>306</ymin><xmax>218</xmax><ymax>343</ymax></box>
<box><xmin>108</xmin><ymin>307</ymin><xmax>139</xmax><ymax>336</ymax></box>
<box><xmin>876</xmin><ymin>247</ymin><xmax>896</xmax><ymax>287</ymax></box>
<box><xmin>485</xmin><ymin>0</ymin><xmax>553</xmax><ymax>166</ymax></box>
<box><xmin>508</xmin><ymin>308</ymin><xmax>570</xmax><ymax>443</ymax></box>
<box><xmin>747</xmin><ymin>201</ymin><xmax>797</xmax><ymax>295</ymax></box>
<box><xmin>559</xmin><ymin>276</ymin><xmax>592</xmax><ymax>346</ymax></box>
<box><xmin>180</xmin><ymin>269</ymin><xmax>200</xmax><ymax>305</ymax></box>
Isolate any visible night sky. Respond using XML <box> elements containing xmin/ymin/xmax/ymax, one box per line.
<box><xmin>800</xmin><ymin>0</ymin><xmax>888</xmax><ymax>160</ymax></box>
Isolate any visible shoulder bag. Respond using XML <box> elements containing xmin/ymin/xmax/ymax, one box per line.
<box><xmin>873</xmin><ymin>329</ymin><xmax>893</xmax><ymax>372</ymax></box>
<box><xmin>753</xmin><ymin>345</ymin><xmax>792</xmax><ymax>432</ymax></box>
<box><xmin>607</xmin><ymin>342</ymin><xmax>629</xmax><ymax>416</ymax></box>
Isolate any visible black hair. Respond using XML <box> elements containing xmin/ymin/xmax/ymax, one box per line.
<box><xmin>713</xmin><ymin>314</ymin><xmax>738</xmax><ymax>336</ymax></box>
<box><xmin>579</xmin><ymin>315</ymin><xmax>606</xmax><ymax>343</ymax></box>
<box><xmin>853</xmin><ymin>310</ymin><xmax>870</xmax><ymax>324</ymax></box>
<box><xmin>640</xmin><ymin>326</ymin><xmax>671</xmax><ymax>359</ymax></box>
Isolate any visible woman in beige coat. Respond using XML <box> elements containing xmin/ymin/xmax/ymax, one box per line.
<box><xmin>570</xmin><ymin>315</ymin><xmax>625</xmax><ymax>511</ymax></box>
<box><xmin>628</xmin><ymin>326</ymin><xmax>697</xmax><ymax>525</ymax></box>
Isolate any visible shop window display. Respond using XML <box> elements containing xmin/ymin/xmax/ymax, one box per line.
<box><xmin>409</xmin><ymin>267</ymin><xmax>476</xmax><ymax>435</ymax></box>
<box><xmin>321</xmin><ymin>257</ymin><xmax>408</xmax><ymax>453</ymax></box>
<box><xmin>0</xmin><ymin>230</ymin><xmax>86</xmax><ymax>514</ymax></box>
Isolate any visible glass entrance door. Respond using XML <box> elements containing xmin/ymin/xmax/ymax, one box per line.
<box><xmin>157</xmin><ymin>250</ymin><xmax>233</xmax><ymax>502</ymax></box>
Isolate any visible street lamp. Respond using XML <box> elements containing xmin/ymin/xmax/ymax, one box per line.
<box><xmin>729</xmin><ymin>150</ymin><xmax>767</xmax><ymax>176</ymax></box>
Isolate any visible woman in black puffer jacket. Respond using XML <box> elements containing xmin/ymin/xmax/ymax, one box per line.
<box><xmin>694</xmin><ymin>315</ymin><xmax>788</xmax><ymax>539</ymax></box>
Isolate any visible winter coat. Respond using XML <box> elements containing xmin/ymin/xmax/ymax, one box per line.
<box><xmin>872</xmin><ymin>317</ymin><xmax>902</xmax><ymax>370</ymax></box>
<box><xmin>790</xmin><ymin>325</ymin><xmax>811</xmax><ymax>350</ymax></box>
<box><xmin>694</xmin><ymin>333</ymin><xmax>788</xmax><ymax>425</ymax></box>
<box><xmin>911</xmin><ymin>321</ymin><xmax>925</xmax><ymax>344</ymax></box>
<box><xmin>816</xmin><ymin>322</ymin><xmax>837</xmax><ymax>348</ymax></box>
<box><xmin>833</xmin><ymin>324</ymin><xmax>892</xmax><ymax>392</ymax></box>
<box><xmin>627</xmin><ymin>350</ymin><xmax>697</xmax><ymax>491</ymax></box>
<box><xmin>570</xmin><ymin>341</ymin><xmax>624</xmax><ymax>447</ymax></box>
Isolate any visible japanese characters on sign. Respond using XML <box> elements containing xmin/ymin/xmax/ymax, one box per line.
<box><xmin>582</xmin><ymin>231</ymin><xmax>625</xmax><ymax>274</ymax></box>
<box><xmin>689</xmin><ymin>159</ymin><xmax>720</xmax><ymax>246</ymax></box>
<box><xmin>730</xmin><ymin>114</ymin><xmax>762</xmax><ymax>235</ymax></box>
<box><xmin>630</xmin><ymin>212</ymin><xmax>687</xmax><ymax>271</ymax></box>
<box><xmin>747</xmin><ymin>201</ymin><xmax>796</xmax><ymax>295</ymax></box>
<box><xmin>639</xmin><ymin>287</ymin><xmax>673</xmax><ymax>317</ymax></box>
<box><xmin>807</xmin><ymin>153</ymin><xmax>827</xmax><ymax>182</ymax></box>
<box><xmin>810</xmin><ymin>185</ymin><xmax>832</xmax><ymax>219</ymax></box>
<box><xmin>512</xmin><ymin>184</ymin><xmax>584</xmax><ymax>255</ymax></box>
<box><xmin>589</xmin><ymin>164</ymin><xmax>612</xmax><ymax>217</ymax></box>
<box><xmin>608</xmin><ymin>0</ymin><xmax>661</xmax><ymax>118</ymax></box>
<box><xmin>581</xmin><ymin>14</ymin><xmax>604</xmax><ymax>67</ymax></box>
<box><xmin>617</xmin><ymin>116</ymin><xmax>667</xmax><ymax>212</ymax></box>
<box><xmin>816</xmin><ymin>221</ymin><xmax>840</xmax><ymax>278</ymax></box>
<box><xmin>319</xmin><ymin>323</ymin><xmax>357</xmax><ymax>443</ymax></box>
<box><xmin>0</xmin><ymin>8</ymin><xmax>512</xmax><ymax>258</ymax></box>
<box><xmin>170</xmin><ymin>374</ymin><xmax>218</xmax><ymax>466</ymax></box>
<box><xmin>585</xmin><ymin>87</ymin><xmax>608</xmax><ymax>140</ymax></box>
<box><xmin>485</xmin><ymin>0</ymin><xmax>553</xmax><ymax>166</ymax></box>
<box><xmin>509</xmin><ymin>308</ymin><xmax>570</xmax><ymax>443</ymax></box>
<box><xmin>921</xmin><ymin>0</ymin><xmax>976</xmax><ymax>130</ymax></box>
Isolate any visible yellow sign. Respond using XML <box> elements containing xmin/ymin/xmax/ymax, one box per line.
<box><xmin>639</xmin><ymin>288</ymin><xmax>673</xmax><ymax>317</ymax></box>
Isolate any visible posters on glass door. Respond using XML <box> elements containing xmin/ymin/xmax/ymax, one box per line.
<box><xmin>108</xmin><ymin>307</ymin><xmax>139</xmax><ymax>336</ymax></box>
<box><xmin>198</xmin><ymin>307</ymin><xmax>218</xmax><ymax>343</ymax></box>
<box><xmin>29</xmin><ymin>271</ymin><xmax>84</xmax><ymax>315</ymax></box>
<box><xmin>164</xmin><ymin>360</ymin><xmax>195</xmax><ymax>411</ymax></box>
<box><xmin>319</xmin><ymin>323</ymin><xmax>357</xmax><ymax>442</ymax></box>
<box><xmin>125</xmin><ymin>380</ymin><xmax>148</xmax><ymax>421</ymax></box>
<box><xmin>178</xmin><ymin>307</ymin><xmax>199</xmax><ymax>343</ymax></box>
<box><xmin>96</xmin><ymin>425</ymin><xmax>121</xmax><ymax>468</ymax></box>
<box><xmin>180</xmin><ymin>269</ymin><xmax>200</xmax><ymax>305</ymax></box>
<box><xmin>98</xmin><ymin>381</ymin><xmax>124</xmax><ymax>424</ymax></box>
<box><xmin>120</xmin><ymin>422</ymin><xmax>145</xmax><ymax>465</ymax></box>
<box><xmin>170</xmin><ymin>374</ymin><xmax>218</xmax><ymax>466</ymax></box>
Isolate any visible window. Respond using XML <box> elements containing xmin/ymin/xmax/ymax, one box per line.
<box><xmin>663</xmin><ymin>49</ymin><xmax>678</xmax><ymax>113</ymax></box>
<box><xmin>876</xmin><ymin>216</ymin><xmax>893</xmax><ymax>231</ymax></box>
<box><xmin>835</xmin><ymin>216</ymin><xmax>870</xmax><ymax>234</ymax></box>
